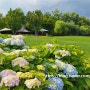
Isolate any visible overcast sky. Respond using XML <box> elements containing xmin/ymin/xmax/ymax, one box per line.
<box><xmin>0</xmin><ymin>0</ymin><xmax>90</xmax><ymax>18</ymax></box>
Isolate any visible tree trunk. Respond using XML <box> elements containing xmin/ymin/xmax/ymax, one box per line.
<box><xmin>35</xmin><ymin>31</ymin><xmax>38</xmax><ymax>36</ymax></box>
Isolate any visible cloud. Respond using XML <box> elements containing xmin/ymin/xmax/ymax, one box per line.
<box><xmin>0</xmin><ymin>0</ymin><xmax>90</xmax><ymax>18</ymax></box>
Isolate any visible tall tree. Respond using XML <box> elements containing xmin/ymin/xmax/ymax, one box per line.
<box><xmin>52</xmin><ymin>9</ymin><xmax>62</xmax><ymax>20</ymax></box>
<box><xmin>70</xmin><ymin>12</ymin><xmax>79</xmax><ymax>24</ymax></box>
<box><xmin>0</xmin><ymin>13</ymin><xmax>5</xmax><ymax>29</ymax></box>
<box><xmin>54</xmin><ymin>20</ymin><xmax>69</xmax><ymax>35</ymax></box>
<box><xmin>33</xmin><ymin>10</ymin><xmax>43</xmax><ymax>35</ymax></box>
<box><xmin>5</xmin><ymin>8</ymin><xmax>25</xmax><ymax>34</ymax></box>
<box><xmin>42</xmin><ymin>12</ymin><xmax>55</xmax><ymax>35</ymax></box>
<box><xmin>26</xmin><ymin>10</ymin><xmax>43</xmax><ymax>35</ymax></box>
<box><xmin>26</xmin><ymin>11</ymin><xmax>34</xmax><ymax>32</ymax></box>
<box><xmin>78</xmin><ymin>16</ymin><xmax>90</xmax><ymax>26</ymax></box>
<box><xmin>67</xmin><ymin>22</ymin><xmax>80</xmax><ymax>35</ymax></box>
<box><xmin>80</xmin><ymin>25</ymin><xmax>90</xmax><ymax>35</ymax></box>
<box><xmin>61</xmin><ymin>12</ymin><xmax>70</xmax><ymax>22</ymax></box>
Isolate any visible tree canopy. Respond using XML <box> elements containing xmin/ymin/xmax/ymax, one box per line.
<box><xmin>0</xmin><ymin>8</ymin><xmax>90</xmax><ymax>35</ymax></box>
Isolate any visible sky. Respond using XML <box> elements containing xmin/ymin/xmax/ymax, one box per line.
<box><xmin>0</xmin><ymin>0</ymin><xmax>90</xmax><ymax>18</ymax></box>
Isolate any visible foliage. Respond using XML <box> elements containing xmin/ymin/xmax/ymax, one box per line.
<box><xmin>0</xmin><ymin>35</ymin><xmax>90</xmax><ymax>90</ymax></box>
<box><xmin>26</xmin><ymin>10</ymin><xmax>43</xmax><ymax>35</ymax></box>
<box><xmin>54</xmin><ymin>20</ymin><xmax>69</xmax><ymax>35</ymax></box>
<box><xmin>5</xmin><ymin>8</ymin><xmax>25</xmax><ymax>34</ymax></box>
<box><xmin>0</xmin><ymin>8</ymin><xmax>90</xmax><ymax>35</ymax></box>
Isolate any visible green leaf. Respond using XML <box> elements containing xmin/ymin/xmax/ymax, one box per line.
<box><xmin>84</xmin><ymin>78</ymin><xmax>90</xmax><ymax>88</ymax></box>
<box><xmin>13</xmin><ymin>86</ymin><xmax>24</xmax><ymax>90</ymax></box>
<box><xmin>85</xmin><ymin>68</ymin><xmax>90</xmax><ymax>74</ymax></box>
<box><xmin>64</xmin><ymin>80</ymin><xmax>73</xmax><ymax>87</ymax></box>
<box><xmin>0</xmin><ymin>86</ymin><xmax>9</xmax><ymax>90</ymax></box>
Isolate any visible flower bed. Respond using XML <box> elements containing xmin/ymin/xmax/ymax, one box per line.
<box><xmin>0</xmin><ymin>35</ymin><xmax>90</xmax><ymax>90</ymax></box>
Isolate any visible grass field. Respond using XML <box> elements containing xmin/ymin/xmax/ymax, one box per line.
<box><xmin>0</xmin><ymin>34</ymin><xmax>90</xmax><ymax>58</ymax></box>
<box><xmin>24</xmin><ymin>35</ymin><xmax>90</xmax><ymax>58</ymax></box>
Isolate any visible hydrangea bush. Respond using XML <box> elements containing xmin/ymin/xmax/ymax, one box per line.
<box><xmin>0</xmin><ymin>35</ymin><xmax>90</xmax><ymax>90</ymax></box>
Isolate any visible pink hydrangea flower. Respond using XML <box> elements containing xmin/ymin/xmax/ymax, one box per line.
<box><xmin>0</xmin><ymin>75</ymin><xmax>19</xmax><ymax>87</ymax></box>
<box><xmin>12</xmin><ymin>57</ymin><xmax>29</xmax><ymax>67</ymax></box>
<box><xmin>0</xmin><ymin>70</ymin><xmax>16</xmax><ymax>78</ymax></box>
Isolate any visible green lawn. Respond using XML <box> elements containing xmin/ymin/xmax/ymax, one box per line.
<box><xmin>24</xmin><ymin>35</ymin><xmax>90</xmax><ymax>58</ymax></box>
<box><xmin>0</xmin><ymin>34</ymin><xmax>90</xmax><ymax>58</ymax></box>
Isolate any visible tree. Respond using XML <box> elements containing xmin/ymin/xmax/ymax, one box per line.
<box><xmin>80</xmin><ymin>25</ymin><xmax>90</xmax><ymax>35</ymax></box>
<box><xmin>78</xmin><ymin>16</ymin><xmax>90</xmax><ymax>26</ymax></box>
<box><xmin>26</xmin><ymin>11</ymin><xmax>34</xmax><ymax>32</ymax></box>
<box><xmin>42</xmin><ymin>12</ymin><xmax>55</xmax><ymax>35</ymax></box>
<box><xmin>26</xmin><ymin>10</ymin><xmax>43</xmax><ymax>35</ymax></box>
<box><xmin>54</xmin><ymin>20</ymin><xmax>69</xmax><ymax>35</ymax></box>
<box><xmin>0</xmin><ymin>13</ymin><xmax>6</xmax><ymax>29</ymax></box>
<box><xmin>5</xmin><ymin>8</ymin><xmax>25</xmax><ymax>34</ymax></box>
<box><xmin>33</xmin><ymin>10</ymin><xmax>43</xmax><ymax>35</ymax></box>
<box><xmin>61</xmin><ymin>12</ymin><xmax>70</xmax><ymax>22</ymax></box>
<box><xmin>67</xmin><ymin>22</ymin><xmax>80</xmax><ymax>35</ymax></box>
<box><xmin>52</xmin><ymin>8</ymin><xmax>62</xmax><ymax>20</ymax></box>
<box><xmin>70</xmin><ymin>12</ymin><xmax>79</xmax><ymax>24</ymax></box>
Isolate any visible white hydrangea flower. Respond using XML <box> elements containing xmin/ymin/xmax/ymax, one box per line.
<box><xmin>3</xmin><ymin>35</ymin><xmax>25</xmax><ymax>46</ymax></box>
<box><xmin>0</xmin><ymin>70</ymin><xmax>16</xmax><ymax>78</ymax></box>
<box><xmin>21</xmin><ymin>49</ymin><xmax>27</xmax><ymax>52</ymax></box>
<box><xmin>3</xmin><ymin>38</ymin><xmax>12</xmax><ymax>45</ymax></box>
<box><xmin>0</xmin><ymin>37</ymin><xmax>3</xmax><ymax>43</ymax></box>
<box><xmin>12</xmin><ymin>35</ymin><xmax>24</xmax><ymax>40</ymax></box>
<box><xmin>46</xmin><ymin>44</ymin><xmax>54</xmax><ymax>49</ymax></box>
<box><xmin>12</xmin><ymin>57</ymin><xmax>29</xmax><ymax>67</ymax></box>
<box><xmin>55</xmin><ymin>59</ymin><xmax>66</xmax><ymax>70</ymax></box>
<box><xmin>0</xmin><ymin>75</ymin><xmax>19</xmax><ymax>87</ymax></box>
<box><xmin>55</xmin><ymin>55</ymin><xmax>60</xmax><ymax>59</ymax></box>
<box><xmin>30</xmin><ymin>55</ymin><xmax>35</xmax><ymax>59</ymax></box>
<box><xmin>10</xmin><ymin>38</ymin><xmax>25</xmax><ymax>46</ymax></box>
<box><xmin>58</xmin><ymin>50</ymin><xmax>71</xmax><ymax>57</ymax></box>
<box><xmin>0</xmin><ymin>48</ymin><xmax>4</xmax><ymax>53</ymax></box>
<box><xmin>25</xmin><ymin>78</ymin><xmax>41</xmax><ymax>89</ymax></box>
<box><xmin>28</xmin><ymin>49</ymin><xmax>38</xmax><ymax>53</ymax></box>
<box><xmin>12</xmin><ymin>50</ymin><xmax>21</xmax><ymax>56</ymax></box>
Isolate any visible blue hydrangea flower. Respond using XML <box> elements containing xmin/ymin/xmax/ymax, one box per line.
<box><xmin>47</xmin><ymin>77</ymin><xmax>64</xmax><ymax>90</ymax></box>
<box><xmin>0</xmin><ymin>37</ymin><xmax>3</xmax><ymax>43</ymax></box>
<box><xmin>64</xmin><ymin>64</ymin><xmax>78</xmax><ymax>76</ymax></box>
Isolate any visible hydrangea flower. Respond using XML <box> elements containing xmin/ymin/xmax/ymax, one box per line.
<box><xmin>51</xmin><ymin>64</ymin><xmax>58</xmax><ymax>70</ymax></box>
<box><xmin>22</xmin><ymin>45</ymin><xmax>30</xmax><ymax>49</ymax></box>
<box><xmin>3</xmin><ymin>38</ymin><xmax>12</xmax><ymax>45</ymax></box>
<box><xmin>12</xmin><ymin>35</ymin><xmax>24</xmax><ymax>40</ymax></box>
<box><xmin>55</xmin><ymin>55</ymin><xmax>60</xmax><ymax>59</ymax></box>
<box><xmin>3</xmin><ymin>47</ymin><xmax>10</xmax><ymax>50</ymax></box>
<box><xmin>12</xmin><ymin>57</ymin><xmax>29</xmax><ymax>67</ymax></box>
<box><xmin>59</xmin><ymin>50</ymin><xmax>71</xmax><ymax>57</ymax></box>
<box><xmin>55</xmin><ymin>59</ymin><xmax>66</xmax><ymax>70</ymax></box>
<box><xmin>0</xmin><ymin>70</ymin><xmax>16</xmax><ymax>78</ymax></box>
<box><xmin>0</xmin><ymin>75</ymin><xmax>19</xmax><ymax>87</ymax></box>
<box><xmin>3</xmin><ymin>35</ymin><xmax>25</xmax><ymax>46</ymax></box>
<box><xmin>28</xmin><ymin>49</ymin><xmax>38</xmax><ymax>53</ymax></box>
<box><xmin>37</xmin><ymin>65</ymin><xmax>45</xmax><ymax>70</ymax></box>
<box><xmin>0</xmin><ymin>37</ymin><xmax>3</xmax><ymax>43</ymax></box>
<box><xmin>64</xmin><ymin>64</ymin><xmax>78</xmax><ymax>75</ymax></box>
<box><xmin>16</xmin><ymin>72</ymin><xmax>33</xmax><ymax>79</ymax></box>
<box><xmin>10</xmin><ymin>38</ymin><xmax>25</xmax><ymax>46</ymax></box>
<box><xmin>25</xmin><ymin>77</ymin><xmax>41</xmax><ymax>89</ymax></box>
<box><xmin>12</xmin><ymin>50</ymin><xmax>21</xmax><ymax>56</ymax></box>
<box><xmin>55</xmin><ymin>50</ymin><xmax>71</xmax><ymax>57</ymax></box>
<box><xmin>0</xmin><ymin>48</ymin><xmax>4</xmax><ymax>53</ymax></box>
<box><xmin>47</xmin><ymin>77</ymin><xmax>64</xmax><ymax>90</ymax></box>
<box><xmin>46</xmin><ymin>44</ymin><xmax>54</xmax><ymax>49</ymax></box>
